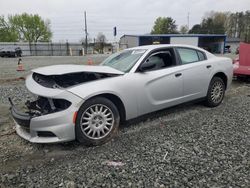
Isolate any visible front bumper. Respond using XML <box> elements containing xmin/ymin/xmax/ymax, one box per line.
<box><xmin>10</xmin><ymin>99</ymin><xmax>82</xmax><ymax>143</ymax></box>
<box><xmin>9</xmin><ymin>82</ymin><xmax>84</xmax><ymax>143</ymax></box>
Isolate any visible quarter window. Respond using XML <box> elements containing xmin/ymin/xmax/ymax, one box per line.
<box><xmin>197</xmin><ymin>51</ymin><xmax>206</xmax><ymax>61</ymax></box>
<box><xmin>177</xmin><ymin>48</ymin><xmax>199</xmax><ymax>64</ymax></box>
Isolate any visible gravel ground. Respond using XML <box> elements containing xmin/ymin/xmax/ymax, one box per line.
<box><xmin>0</xmin><ymin>80</ymin><xmax>249</xmax><ymax>187</ymax></box>
<box><xmin>0</xmin><ymin>56</ymin><xmax>250</xmax><ymax>188</ymax></box>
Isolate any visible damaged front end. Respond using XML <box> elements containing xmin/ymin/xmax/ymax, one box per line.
<box><xmin>10</xmin><ymin>64</ymin><xmax>124</xmax><ymax>143</ymax></box>
<box><xmin>10</xmin><ymin>96</ymin><xmax>74</xmax><ymax>140</ymax></box>
<box><xmin>9</xmin><ymin>75</ymin><xmax>85</xmax><ymax>143</ymax></box>
<box><xmin>10</xmin><ymin>96</ymin><xmax>72</xmax><ymax>125</ymax></box>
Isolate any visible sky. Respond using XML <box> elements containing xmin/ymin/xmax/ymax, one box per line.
<box><xmin>1</xmin><ymin>0</ymin><xmax>250</xmax><ymax>43</ymax></box>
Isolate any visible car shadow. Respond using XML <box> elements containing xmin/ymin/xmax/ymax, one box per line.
<box><xmin>34</xmin><ymin>100</ymin><xmax>204</xmax><ymax>151</ymax></box>
<box><xmin>120</xmin><ymin>100</ymin><xmax>204</xmax><ymax>129</ymax></box>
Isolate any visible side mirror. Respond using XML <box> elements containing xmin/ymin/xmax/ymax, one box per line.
<box><xmin>139</xmin><ymin>59</ymin><xmax>156</xmax><ymax>72</ymax></box>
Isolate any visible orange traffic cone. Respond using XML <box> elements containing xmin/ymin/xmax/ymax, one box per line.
<box><xmin>17</xmin><ymin>58</ymin><xmax>25</xmax><ymax>71</ymax></box>
<box><xmin>87</xmin><ymin>58</ymin><xmax>94</xmax><ymax>65</ymax></box>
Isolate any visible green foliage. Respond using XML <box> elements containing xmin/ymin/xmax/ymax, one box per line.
<box><xmin>226</xmin><ymin>11</ymin><xmax>250</xmax><ymax>42</ymax></box>
<box><xmin>151</xmin><ymin>17</ymin><xmax>178</xmax><ymax>34</ymax></box>
<box><xmin>188</xmin><ymin>24</ymin><xmax>202</xmax><ymax>34</ymax></box>
<box><xmin>0</xmin><ymin>16</ymin><xmax>18</xmax><ymax>42</ymax></box>
<box><xmin>6</xmin><ymin>13</ymin><xmax>52</xmax><ymax>43</ymax></box>
<box><xmin>189</xmin><ymin>12</ymin><xmax>227</xmax><ymax>34</ymax></box>
<box><xmin>0</xmin><ymin>13</ymin><xmax>52</xmax><ymax>42</ymax></box>
<box><xmin>189</xmin><ymin>10</ymin><xmax>250</xmax><ymax>42</ymax></box>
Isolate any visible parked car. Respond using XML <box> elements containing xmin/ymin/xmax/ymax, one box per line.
<box><xmin>233</xmin><ymin>42</ymin><xmax>250</xmax><ymax>78</ymax></box>
<box><xmin>10</xmin><ymin>44</ymin><xmax>233</xmax><ymax>146</ymax></box>
<box><xmin>224</xmin><ymin>45</ymin><xmax>231</xmax><ymax>53</ymax></box>
<box><xmin>0</xmin><ymin>47</ymin><xmax>22</xmax><ymax>57</ymax></box>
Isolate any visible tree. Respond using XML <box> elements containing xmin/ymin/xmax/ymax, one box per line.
<box><xmin>179</xmin><ymin>25</ymin><xmax>188</xmax><ymax>34</ymax></box>
<box><xmin>201</xmin><ymin>13</ymin><xmax>227</xmax><ymax>34</ymax></box>
<box><xmin>0</xmin><ymin>16</ymin><xmax>18</xmax><ymax>42</ymax></box>
<box><xmin>95</xmin><ymin>32</ymin><xmax>107</xmax><ymax>53</ymax></box>
<box><xmin>226</xmin><ymin>11</ymin><xmax>250</xmax><ymax>42</ymax></box>
<box><xmin>189</xmin><ymin>12</ymin><xmax>228</xmax><ymax>34</ymax></box>
<box><xmin>151</xmin><ymin>17</ymin><xmax>178</xmax><ymax>34</ymax></box>
<box><xmin>188</xmin><ymin>24</ymin><xmax>202</xmax><ymax>34</ymax></box>
<box><xmin>9</xmin><ymin>13</ymin><xmax>52</xmax><ymax>43</ymax></box>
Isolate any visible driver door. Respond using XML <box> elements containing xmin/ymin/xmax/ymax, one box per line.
<box><xmin>133</xmin><ymin>48</ymin><xmax>184</xmax><ymax>116</ymax></box>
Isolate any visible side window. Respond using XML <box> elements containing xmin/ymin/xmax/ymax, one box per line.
<box><xmin>197</xmin><ymin>51</ymin><xmax>206</xmax><ymax>61</ymax></box>
<box><xmin>177</xmin><ymin>48</ymin><xmax>199</xmax><ymax>64</ymax></box>
<box><xmin>140</xmin><ymin>49</ymin><xmax>176</xmax><ymax>72</ymax></box>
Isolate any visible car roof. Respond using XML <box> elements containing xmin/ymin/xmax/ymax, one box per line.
<box><xmin>126</xmin><ymin>44</ymin><xmax>214</xmax><ymax>58</ymax></box>
<box><xmin>128</xmin><ymin>44</ymin><xmax>208</xmax><ymax>51</ymax></box>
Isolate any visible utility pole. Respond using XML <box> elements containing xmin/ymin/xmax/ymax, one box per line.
<box><xmin>84</xmin><ymin>11</ymin><xmax>88</xmax><ymax>55</ymax></box>
<box><xmin>187</xmin><ymin>12</ymin><xmax>190</xmax><ymax>31</ymax></box>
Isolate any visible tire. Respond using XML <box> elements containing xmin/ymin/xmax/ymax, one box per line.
<box><xmin>204</xmin><ymin>77</ymin><xmax>225</xmax><ymax>107</ymax></box>
<box><xmin>75</xmin><ymin>97</ymin><xmax>120</xmax><ymax>146</ymax></box>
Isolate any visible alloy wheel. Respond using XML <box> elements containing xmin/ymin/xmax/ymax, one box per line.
<box><xmin>80</xmin><ymin>104</ymin><xmax>114</xmax><ymax>140</ymax></box>
<box><xmin>211</xmin><ymin>81</ymin><xmax>224</xmax><ymax>104</ymax></box>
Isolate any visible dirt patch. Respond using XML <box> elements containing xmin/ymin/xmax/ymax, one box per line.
<box><xmin>0</xmin><ymin>77</ymin><xmax>25</xmax><ymax>84</ymax></box>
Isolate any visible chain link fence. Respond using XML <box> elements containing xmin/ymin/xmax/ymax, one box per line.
<box><xmin>0</xmin><ymin>42</ymin><xmax>95</xmax><ymax>56</ymax></box>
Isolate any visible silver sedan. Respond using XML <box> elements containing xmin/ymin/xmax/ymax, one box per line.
<box><xmin>10</xmin><ymin>44</ymin><xmax>233</xmax><ymax>145</ymax></box>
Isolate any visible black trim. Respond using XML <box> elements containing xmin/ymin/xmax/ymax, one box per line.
<box><xmin>37</xmin><ymin>131</ymin><xmax>56</xmax><ymax>137</ymax></box>
<box><xmin>10</xmin><ymin>105</ymin><xmax>31</xmax><ymax>128</ymax></box>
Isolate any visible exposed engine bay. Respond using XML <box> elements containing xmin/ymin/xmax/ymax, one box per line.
<box><xmin>9</xmin><ymin>96</ymin><xmax>72</xmax><ymax>118</ymax></box>
<box><xmin>25</xmin><ymin>97</ymin><xmax>72</xmax><ymax>116</ymax></box>
<box><xmin>32</xmin><ymin>72</ymin><xmax>119</xmax><ymax>89</ymax></box>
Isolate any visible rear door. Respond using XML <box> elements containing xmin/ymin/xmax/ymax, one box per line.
<box><xmin>175</xmin><ymin>47</ymin><xmax>213</xmax><ymax>101</ymax></box>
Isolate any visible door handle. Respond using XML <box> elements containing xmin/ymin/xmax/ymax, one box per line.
<box><xmin>206</xmin><ymin>65</ymin><xmax>212</xmax><ymax>69</ymax></box>
<box><xmin>175</xmin><ymin>73</ymin><xmax>182</xmax><ymax>77</ymax></box>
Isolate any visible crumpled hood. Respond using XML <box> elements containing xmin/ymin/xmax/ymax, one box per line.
<box><xmin>32</xmin><ymin>64</ymin><xmax>124</xmax><ymax>75</ymax></box>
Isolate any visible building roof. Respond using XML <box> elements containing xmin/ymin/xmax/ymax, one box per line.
<box><xmin>226</xmin><ymin>37</ymin><xmax>241</xmax><ymax>42</ymax></box>
<box><xmin>121</xmin><ymin>34</ymin><xmax>227</xmax><ymax>38</ymax></box>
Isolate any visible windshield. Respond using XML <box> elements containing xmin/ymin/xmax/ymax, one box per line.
<box><xmin>101</xmin><ymin>49</ymin><xmax>146</xmax><ymax>72</ymax></box>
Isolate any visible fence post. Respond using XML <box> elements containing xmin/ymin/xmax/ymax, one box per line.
<box><xmin>66</xmin><ymin>42</ymin><xmax>69</xmax><ymax>56</ymax></box>
<box><xmin>60</xmin><ymin>43</ymin><xmax>62</xmax><ymax>56</ymax></box>
<box><xmin>29</xmin><ymin>42</ymin><xmax>31</xmax><ymax>56</ymax></box>
<box><xmin>51</xmin><ymin>42</ymin><xmax>53</xmax><ymax>56</ymax></box>
<box><xmin>35</xmin><ymin>43</ymin><xmax>37</xmax><ymax>56</ymax></box>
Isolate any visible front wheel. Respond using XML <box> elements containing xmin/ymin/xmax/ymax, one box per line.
<box><xmin>204</xmin><ymin>77</ymin><xmax>225</xmax><ymax>107</ymax></box>
<box><xmin>75</xmin><ymin>97</ymin><xmax>120</xmax><ymax>146</ymax></box>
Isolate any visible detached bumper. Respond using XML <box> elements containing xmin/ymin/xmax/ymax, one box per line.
<box><xmin>11</xmin><ymin>104</ymin><xmax>79</xmax><ymax>143</ymax></box>
<box><xmin>9</xmin><ymin>92</ymin><xmax>84</xmax><ymax>144</ymax></box>
<box><xmin>11</xmin><ymin>105</ymin><xmax>31</xmax><ymax>128</ymax></box>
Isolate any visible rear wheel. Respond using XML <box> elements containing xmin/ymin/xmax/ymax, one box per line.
<box><xmin>205</xmin><ymin>77</ymin><xmax>225</xmax><ymax>107</ymax></box>
<box><xmin>75</xmin><ymin>97</ymin><xmax>120</xmax><ymax>146</ymax></box>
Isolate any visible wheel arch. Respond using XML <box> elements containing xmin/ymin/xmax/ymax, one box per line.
<box><xmin>84</xmin><ymin>93</ymin><xmax>126</xmax><ymax>123</ymax></box>
<box><xmin>212</xmin><ymin>72</ymin><xmax>228</xmax><ymax>90</ymax></box>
